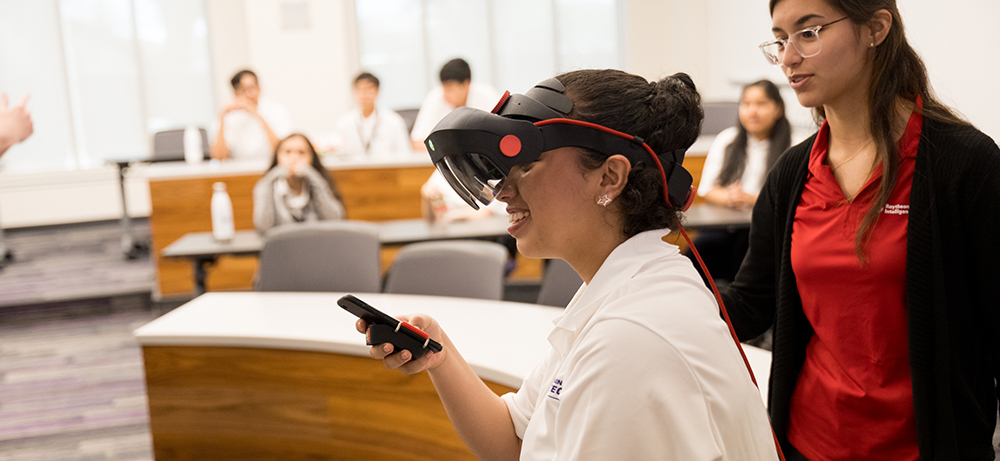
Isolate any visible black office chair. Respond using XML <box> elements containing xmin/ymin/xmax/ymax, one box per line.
<box><xmin>152</xmin><ymin>128</ymin><xmax>210</xmax><ymax>162</ymax></box>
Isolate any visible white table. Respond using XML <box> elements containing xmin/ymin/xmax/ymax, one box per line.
<box><xmin>133</xmin><ymin>292</ymin><xmax>771</xmax><ymax>460</ymax></box>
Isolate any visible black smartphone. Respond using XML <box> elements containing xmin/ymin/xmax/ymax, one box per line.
<box><xmin>337</xmin><ymin>294</ymin><xmax>443</xmax><ymax>355</ymax></box>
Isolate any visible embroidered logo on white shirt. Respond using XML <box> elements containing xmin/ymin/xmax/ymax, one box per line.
<box><xmin>883</xmin><ymin>204</ymin><xmax>909</xmax><ymax>215</ymax></box>
<box><xmin>547</xmin><ymin>379</ymin><xmax>563</xmax><ymax>401</ymax></box>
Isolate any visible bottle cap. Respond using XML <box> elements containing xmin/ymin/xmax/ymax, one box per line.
<box><xmin>213</xmin><ymin>182</ymin><xmax>227</xmax><ymax>191</ymax></box>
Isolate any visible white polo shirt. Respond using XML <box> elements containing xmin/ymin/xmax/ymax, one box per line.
<box><xmin>217</xmin><ymin>97</ymin><xmax>292</xmax><ymax>161</ymax></box>
<box><xmin>332</xmin><ymin>107</ymin><xmax>412</xmax><ymax>157</ymax></box>
<box><xmin>409</xmin><ymin>82</ymin><xmax>500</xmax><ymax>144</ymax></box>
<box><xmin>500</xmin><ymin>229</ymin><xmax>778</xmax><ymax>460</ymax></box>
<box><xmin>698</xmin><ymin>126</ymin><xmax>771</xmax><ymax>196</ymax></box>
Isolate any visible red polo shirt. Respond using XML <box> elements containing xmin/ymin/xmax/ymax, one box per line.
<box><xmin>786</xmin><ymin>98</ymin><xmax>923</xmax><ymax>460</ymax></box>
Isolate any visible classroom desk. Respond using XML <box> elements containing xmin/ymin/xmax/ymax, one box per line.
<box><xmin>130</xmin><ymin>154</ymin><xmax>436</xmax><ymax>298</ymax></box>
<box><xmin>162</xmin><ymin>216</ymin><xmax>512</xmax><ymax>295</ymax></box>
<box><xmin>161</xmin><ymin>204</ymin><xmax>751</xmax><ymax>295</ymax></box>
<box><xmin>133</xmin><ymin>291</ymin><xmax>771</xmax><ymax>460</ymax></box>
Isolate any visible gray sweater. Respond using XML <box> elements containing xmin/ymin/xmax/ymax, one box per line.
<box><xmin>252</xmin><ymin>165</ymin><xmax>345</xmax><ymax>233</ymax></box>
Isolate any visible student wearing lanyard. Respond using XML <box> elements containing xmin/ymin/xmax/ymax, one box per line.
<box><xmin>332</xmin><ymin>73</ymin><xmax>411</xmax><ymax>157</ymax></box>
<box><xmin>725</xmin><ymin>0</ymin><xmax>1000</xmax><ymax>459</ymax></box>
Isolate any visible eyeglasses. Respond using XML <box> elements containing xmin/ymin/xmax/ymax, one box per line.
<box><xmin>759</xmin><ymin>17</ymin><xmax>849</xmax><ymax>66</ymax></box>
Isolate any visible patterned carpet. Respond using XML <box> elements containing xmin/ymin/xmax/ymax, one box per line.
<box><xmin>0</xmin><ymin>220</ymin><xmax>179</xmax><ymax>460</ymax></box>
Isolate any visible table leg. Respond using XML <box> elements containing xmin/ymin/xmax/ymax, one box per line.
<box><xmin>192</xmin><ymin>256</ymin><xmax>216</xmax><ymax>295</ymax></box>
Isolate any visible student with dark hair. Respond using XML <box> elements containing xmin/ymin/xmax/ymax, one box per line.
<box><xmin>725</xmin><ymin>0</ymin><xmax>1000</xmax><ymax>459</ymax></box>
<box><xmin>253</xmin><ymin>133</ymin><xmax>344</xmax><ymax>233</ymax></box>
<box><xmin>409</xmin><ymin>58</ymin><xmax>499</xmax><ymax>152</ymax></box>
<box><xmin>212</xmin><ymin>69</ymin><xmax>292</xmax><ymax>161</ymax></box>
<box><xmin>415</xmin><ymin>59</ymin><xmax>504</xmax><ymax>221</ymax></box>
<box><xmin>358</xmin><ymin>69</ymin><xmax>779</xmax><ymax>460</ymax></box>
<box><xmin>332</xmin><ymin>72</ymin><xmax>411</xmax><ymax>156</ymax></box>
<box><xmin>688</xmin><ymin>80</ymin><xmax>793</xmax><ymax>284</ymax></box>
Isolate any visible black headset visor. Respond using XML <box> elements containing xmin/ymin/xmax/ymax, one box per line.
<box><xmin>425</xmin><ymin>80</ymin><xmax>693</xmax><ymax>211</ymax></box>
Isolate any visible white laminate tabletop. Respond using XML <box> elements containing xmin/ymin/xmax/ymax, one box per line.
<box><xmin>127</xmin><ymin>153</ymin><xmax>433</xmax><ymax>181</ymax></box>
<box><xmin>133</xmin><ymin>292</ymin><xmax>564</xmax><ymax>388</ymax></box>
<box><xmin>133</xmin><ymin>292</ymin><xmax>772</xmax><ymax>403</ymax></box>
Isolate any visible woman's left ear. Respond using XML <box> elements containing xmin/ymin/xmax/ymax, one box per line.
<box><xmin>598</xmin><ymin>155</ymin><xmax>631</xmax><ymax>198</ymax></box>
<box><xmin>868</xmin><ymin>9</ymin><xmax>892</xmax><ymax>47</ymax></box>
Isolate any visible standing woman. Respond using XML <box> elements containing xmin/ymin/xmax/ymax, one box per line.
<box><xmin>253</xmin><ymin>133</ymin><xmax>346</xmax><ymax>233</ymax></box>
<box><xmin>691</xmin><ymin>80</ymin><xmax>791</xmax><ymax>284</ymax></box>
<box><xmin>359</xmin><ymin>70</ymin><xmax>779</xmax><ymax>460</ymax></box>
<box><xmin>725</xmin><ymin>0</ymin><xmax>1000</xmax><ymax>459</ymax></box>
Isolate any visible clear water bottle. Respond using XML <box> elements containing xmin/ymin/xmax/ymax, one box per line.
<box><xmin>211</xmin><ymin>182</ymin><xmax>235</xmax><ymax>242</ymax></box>
<box><xmin>184</xmin><ymin>125</ymin><xmax>204</xmax><ymax>164</ymax></box>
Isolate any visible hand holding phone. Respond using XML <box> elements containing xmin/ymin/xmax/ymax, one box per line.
<box><xmin>338</xmin><ymin>294</ymin><xmax>443</xmax><ymax>359</ymax></box>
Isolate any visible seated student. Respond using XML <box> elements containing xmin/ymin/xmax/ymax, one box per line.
<box><xmin>253</xmin><ymin>134</ymin><xmax>345</xmax><ymax>233</ymax></box>
<box><xmin>358</xmin><ymin>70</ymin><xmax>779</xmax><ymax>460</ymax></box>
<box><xmin>212</xmin><ymin>69</ymin><xmax>292</xmax><ymax>161</ymax></box>
<box><xmin>687</xmin><ymin>80</ymin><xmax>792</xmax><ymax>285</ymax></box>
<box><xmin>409</xmin><ymin>58</ymin><xmax>499</xmax><ymax>152</ymax></box>
<box><xmin>332</xmin><ymin>72</ymin><xmax>412</xmax><ymax>157</ymax></box>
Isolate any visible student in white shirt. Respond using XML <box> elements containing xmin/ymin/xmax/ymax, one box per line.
<box><xmin>689</xmin><ymin>80</ymin><xmax>792</xmax><ymax>284</ymax></box>
<box><xmin>211</xmin><ymin>70</ymin><xmax>293</xmax><ymax>161</ymax></box>
<box><xmin>409</xmin><ymin>58</ymin><xmax>499</xmax><ymax>151</ymax></box>
<box><xmin>252</xmin><ymin>133</ymin><xmax>345</xmax><ymax>233</ymax></box>
<box><xmin>332</xmin><ymin>72</ymin><xmax>411</xmax><ymax>157</ymax></box>
<box><xmin>358</xmin><ymin>70</ymin><xmax>779</xmax><ymax>460</ymax></box>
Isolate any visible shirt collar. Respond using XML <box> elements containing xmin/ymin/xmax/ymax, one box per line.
<box><xmin>547</xmin><ymin>229</ymin><xmax>672</xmax><ymax>355</ymax></box>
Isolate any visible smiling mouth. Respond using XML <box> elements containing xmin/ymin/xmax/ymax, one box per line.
<box><xmin>509</xmin><ymin>211</ymin><xmax>530</xmax><ymax>224</ymax></box>
<box><xmin>790</xmin><ymin>74</ymin><xmax>809</xmax><ymax>84</ymax></box>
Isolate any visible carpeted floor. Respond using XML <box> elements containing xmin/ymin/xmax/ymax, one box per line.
<box><xmin>0</xmin><ymin>220</ymin><xmax>179</xmax><ymax>460</ymax></box>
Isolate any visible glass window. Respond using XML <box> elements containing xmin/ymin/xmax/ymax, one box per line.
<box><xmin>355</xmin><ymin>0</ymin><xmax>620</xmax><ymax>109</ymax></box>
<box><xmin>0</xmin><ymin>0</ymin><xmax>78</xmax><ymax>172</ymax></box>
<box><xmin>356</xmin><ymin>0</ymin><xmax>427</xmax><ymax>110</ymax></box>
<box><xmin>0</xmin><ymin>0</ymin><xmax>213</xmax><ymax>172</ymax></box>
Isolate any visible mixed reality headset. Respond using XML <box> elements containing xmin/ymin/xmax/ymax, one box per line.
<box><xmin>424</xmin><ymin>77</ymin><xmax>695</xmax><ymax>212</ymax></box>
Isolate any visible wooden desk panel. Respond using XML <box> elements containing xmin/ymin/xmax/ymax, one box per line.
<box><xmin>143</xmin><ymin>345</ymin><xmax>514</xmax><ymax>460</ymax></box>
<box><xmin>150</xmin><ymin>166</ymin><xmax>436</xmax><ymax>297</ymax></box>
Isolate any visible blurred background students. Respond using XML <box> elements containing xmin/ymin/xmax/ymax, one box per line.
<box><xmin>253</xmin><ymin>133</ymin><xmax>345</xmax><ymax>233</ymax></box>
<box><xmin>415</xmin><ymin>59</ymin><xmax>505</xmax><ymax>223</ymax></box>
<box><xmin>687</xmin><ymin>80</ymin><xmax>791</xmax><ymax>285</ymax></box>
<box><xmin>212</xmin><ymin>69</ymin><xmax>292</xmax><ymax>161</ymax></box>
<box><xmin>332</xmin><ymin>72</ymin><xmax>412</xmax><ymax>157</ymax></box>
<box><xmin>0</xmin><ymin>93</ymin><xmax>33</xmax><ymax>158</ymax></box>
<box><xmin>409</xmin><ymin>58</ymin><xmax>499</xmax><ymax>152</ymax></box>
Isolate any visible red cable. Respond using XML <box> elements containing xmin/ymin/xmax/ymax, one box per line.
<box><xmin>535</xmin><ymin>117</ymin><xmax>786</xmax><ymax>460</ymax></box>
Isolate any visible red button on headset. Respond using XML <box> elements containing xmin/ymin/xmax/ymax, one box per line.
<box><xmin>499</xmin><ymin>135</ymin><xmax>521</xmax><ymax>157</ymax></box>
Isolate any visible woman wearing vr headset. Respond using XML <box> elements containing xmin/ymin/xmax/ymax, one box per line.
<box><xmin>358</xmin><ymin>69</ymin><xmax>778</xmax><ymax>460</ymax></box>
<box><xmin>724</xmin><ymin>0</ymin><xmax>1000</xmax><ymax>459</ymax></box>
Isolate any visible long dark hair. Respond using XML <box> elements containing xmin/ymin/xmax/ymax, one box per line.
<box><xmin>556</xmin><ymin>69</ymin><xmax>704</xmax><ymax>237</ymax></box>
<box><xmin>268</xmin><ymin>133</ymin><xmax>345</xmax><ymax>204</ymax></box>
<box><xmin>770</xmin><ymin>0</ymin><xmax>967</xmax><ymax>261</ymax></box>
<box><xmin>716</xmin><ymin>80</ymin><xmax>791</xmax><ymax>187</ymax></box>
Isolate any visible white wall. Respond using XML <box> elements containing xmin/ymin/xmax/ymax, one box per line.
<box><xmin>206</xmin><ymin>0</ymin><xmax>359</xmax><ymax>139</ymax></box>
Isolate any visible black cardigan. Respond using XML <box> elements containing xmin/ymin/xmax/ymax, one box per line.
<box><xmin>723</xmin><ymin>117</ymin><xmax>1000</xmax><ymax>460</ymax></box>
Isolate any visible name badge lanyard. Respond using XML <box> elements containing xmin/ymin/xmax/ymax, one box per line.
<box><xmin>356</xmin><ymin>110</ymin><xmax>380</xmax><ymax>154</ymax></box>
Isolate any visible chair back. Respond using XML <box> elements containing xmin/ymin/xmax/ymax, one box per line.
<box><xmin>395</xmin><ymin>108</ymin><xmax>420</xmax><ymax>134</ymax></box>
<box><xmin>536</xmin><ymin>259</ymin><xmax>583</xmax><ymax>307</ymax></box>
<box><xmin>383</xmin><ymin>240</ymin><xmax>508</xmax><ymax>300</ymax></box>
<box><xmin>700</xmin><ymin>102</ymin><xmax>739</xmax><ymax>136</ymax></box>
<box><xmin>256</xmin><ymin>220</ymin><xmax>381</xmax><ymax>292</ymax></box>
<box><xmin>152</xmin><ymin>128</ymin><xmax>209</xmax><ymax>162</ymax></box>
